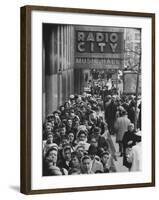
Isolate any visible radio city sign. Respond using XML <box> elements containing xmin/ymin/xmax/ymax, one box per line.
<box><xmin>74</xmin><ymin>27</ymin><xmax>124</xmax><ymax>69</ymax></box>
<box><xmin>76</xmin><ymin>31</ymin><xmax>123</xmax><ymax>54</ymax></box>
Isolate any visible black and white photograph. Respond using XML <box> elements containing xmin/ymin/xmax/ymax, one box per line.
<box><xmin>42</xmin><ymin>24</ymin><xmax>142</xmax><ymax>176</ymax></box>
<box><xmin>20</xmin><ymin>6</ymin><xmax>155</xmax><ymax>194</ymax></box>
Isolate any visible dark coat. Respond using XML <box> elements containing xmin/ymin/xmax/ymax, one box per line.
<box><xmin>122</xmin><ymin>130</ymin><xmax>138</xmax><ymax>169</ymax></box>
<box><xmin>57</xmin><ymin>158</ymin><xmax>70</xmax><ymax>171</ymax></box>
<box><xmin>105</xmin><ymin>101</ymin><xmax>117</xmax><ymax>132</ymax></box>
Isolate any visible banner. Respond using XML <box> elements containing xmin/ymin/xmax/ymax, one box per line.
<box><xmin>75</xmin><ymin>26</ymin><xmax>124</xmax><ymax>69</ymax></box>
<box><xmin>123</xmin><ymin>72</ymin><xmax>141</xmax><ymax>94</ymax></box>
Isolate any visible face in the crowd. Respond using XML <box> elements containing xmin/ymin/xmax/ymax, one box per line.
<box><xmin>47</xmin><ymin>115</ymin><xmax>54</xmax><ymax>122</ymax></box>
<box><xmin>76</xmin><ymin>147</ymin><xmax>84</xmax><ymax>159</ymax></box>
<box><xmin>93</xmin><ymin>131</ymin><xmax>100</xmax><ymax>140</ymax></box>
<box><xmin>91</xmin><ymin>116</ymin><xmax>97</xmax><ymax>124</ymax></box>
<box><xmin>79</xmin><ymin>133</ymin><xmax>86</xmax><ymax>142</ymax></box>
<box><xmin>46</xmin><ymin>149</ymin><xmax>58</xmax><ymax>164</ymax></box>
<box><xmin>128</xmin><ymin>124</ymin><xmax>134</xmax><ymax>132</ymax></box>
<box><xmin>90</xmin><ymin>138</ymin><xmax>98</xmax><ymax>148</ymax></box>
<box><xmin>82</xmin><ymin>158</ymin><xmax>91</xmax><ymax>173</ymax></box>
<box><xmin>83</xmin><ymin>120</ymin><xmax>88</xmax><ymax>126</ymax></box>
<box><xmin>70</xmin><ymin>111</ymin><xmax>75</xmax><ymax>118</ymax></box>
<box><xmin>51</xmin><ymin>120</ymin><xmax>55</xmax><ymax>127</ymax></box>
<box><xmin>89</xmin><ymin>153</ymin><xmax>95</xmax><ymax>160</ymax></box>
<box><xmin>71</xmin><ymin>156</ymin><xmax>80</xmax><ymax>168</ymax></box>
<box><xmin>60</xmin><ymin>127</ymin><xmax>66</xmax><ymax>136</ymax></box>
<box><xmin>71</xmin><ymin>99</ymin><xmax>75</xmax><ymax>104</ymax></box>
<box><xmin>60</xmin><ymin>106</ymin><xmax>65</xmax><ymax>111</ymax></box>
<box><xmin>47</xmin><ymin>134</ymin><xmax>53</xmax><ymax>144</ymax></box>
<box><xmin>61</xmin><ymin>138</ymin><xmax>69</xmax><ymax>146</ymax></box>
<box><xmin>76</xmin><ymin>97</ymin><xmax>81</xmax><ymax>104</ymax></box>
<box><xmin>65</xmin><ymin>112</ymin><xmax>69</xmax><ymax>118</ymax></box>
<box><xmin>65</xmin><ymin>102</ymin><xmax>69</xmax><ymax>108</ymax></box>
<box><xmin>63</xmin><ymin>149</ymin><xmax>71</xmax><ymax>161</ymax></box>
<box><xmin>46</xmin><ymin>122</ymin><xmax>52</xmax><ymax>127</ymax></box>
<box><xmin>54</xmin><ymin>113</ymin><xmax>59</xmax><ymax>118</ymax></box>
<box><xmin>67</xmin><ymin>119</ymin><xmax>72</xmax><ymax>127</ymax></box>
<box><xmin>68</xmin><ymin>132</ymin><xmax>74</xmax><ymax>143</ymax></box>
<box><xmin>45</xmin><ymin>125</ymin><xmax>52</xmax><ymax>133</ymax></box>
<box><xmin>101</xmin><ymin>153</ymin><xmax>110</xmax><ymax>164</ymax></box>
<box><xmin>74</xmin><ymin>120</ymin><xmax>80</xmax><ymax>128</ymax></box>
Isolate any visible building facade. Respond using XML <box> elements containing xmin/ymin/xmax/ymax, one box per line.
<box><xmin>43</xmin><ymin>24</ymin><xmax>74</xmax><ymax>121</ymax></box>
<box><xmin>43</xmin><ymin>24</ymin><xmax>125</xmax><ymax>121</ymax></box>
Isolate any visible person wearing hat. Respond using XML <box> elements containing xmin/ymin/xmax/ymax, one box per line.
<box><xmin>89</xmin><ymin>110</ymin><xmax>98</xmax><ymax>126</ymax></box>
<box><xmin>88</xmin><ymin>145</ymin><xmax>104</xmax><ymax>173</ymax></box>
<box><xmin>69</xmin><ymin>94</ymin><xmax>76</xmax><ymax>106</ymax></box>
<box><xmin>128</xmin><ymin>99</ymin><xmax>139</xmax><ymax>125</ymax></box>
<box><xmin>76</xmin><ymin>144</ymin><xmax>86</xmax><ymax>161</ymax></box>
<box><xmin>43</xmin><ymin>146</ymin><xmax>59</xmax><ymax>176</ymax></box>
<box><xmin>114</xmin><ymin>109</ymin><xmax>131</xmax><ymax>156</ymax></box>
<box><xmin>43</xmin><ymin>133</ymin><xmax>58</xmax><ymax>157</ymax></box>
<box><xmin>47</xmin><ymin>114</ymin><xmax>54</xmax><ymax>122</ymax></box>
<box><xmin>105</xmin><ymin>95</ymin><xmax>118</xmax><ymax>135</ymax></box>
<box><xmin>43</xmin><ymin>122</ymin><xmax>53</xmax><ymax>140</ymax></box>
<box><xmin>58</xmin><ymin>135</ymin><xmax>70</xmax><ymax>150</ymax></box>
<box><xmin>69</xmin><ymin>108</ymin><xmax>80</xmax><ymax>122</ymax></box>
<box><xmin>121</xmin><ymin>96</ymin><xmax>129</xmax><ymax>113</ymax></box>
<box><xmin>122</xmin><ymin>123</ymin><xmax>138</xmax><ymax>169</ymax></box>
<box><xmin>66</xmin><ymin>119</ymin><xmax>73</xmax><ymax>134</ymax></box>
<box><xmin>59</xmin><ymin>105</ymin><xmax>66</xmax><ymax>120</ymax></box>
<box><xmin>97</xmin><ymin>116</ymin><xmax>108</xmax><ymax>135</ymax></box>
<box><xmin>76</xmin><ymin>130</ymin><xmax>90</xmax><ymax>151</ymax></box>
<box><xmin>104</xmin><ymin>94</ymin><xmax>111</xmax><ymax>120</ymax></box>
<box><xmin>53</xmin><ymin>110</ymin><xmax>61</xmax><ymax>129</ymax></box>
<box><xmin>90</xmin><ymin>127</ymin><xmax>110</xmax><ymax>151</ymax></box>
<box><xmin>67</xmin><ymin>131</ymin><xmax>77</xmax><ymax>152</ymax></box>
<box><xmin>125</xmin><ymin>134</ymin><xmax>141</xmax><ymax>172</ymax></box>
<box><xmin>53</xmin><ymin>110</ymin><xmax>61</xmax><ymax>117</ymax></box>
<box><xmin>64</xmin><ymin>101</ymin><xmax>70</xmax><ymax>110</ymax></box>
<box><xmin>57</xmin><ymin>145</ymin><xmax>72</xmax><ymax>171</ymax></box>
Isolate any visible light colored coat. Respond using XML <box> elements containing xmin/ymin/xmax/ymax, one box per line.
<box><xmin>114</xmin><ymin>115</ymin><xmax>130</xmax><ymax>142</ymax></box>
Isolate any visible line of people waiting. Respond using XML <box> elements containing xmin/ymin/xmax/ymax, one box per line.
<box><xmin>43</xmin><ymin>93</ymin><xmax>117</xmax><ymax>176</ymax></box>
<box><xmin>43</xmin><ymin>79</ymin><xmax>142</xmax><ymax>175</ymax></box>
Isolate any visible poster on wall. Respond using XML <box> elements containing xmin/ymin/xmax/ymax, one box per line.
<box><xmin>123</xmin><ymin>71</ymin><xmax>141</xmax><ymax>94</ymax></box>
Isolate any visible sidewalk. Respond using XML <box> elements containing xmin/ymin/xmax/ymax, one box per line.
<box><xmin>111</xmin><ymin>135</ymin><xmax>128</xmax><ymax>172</ymax></box>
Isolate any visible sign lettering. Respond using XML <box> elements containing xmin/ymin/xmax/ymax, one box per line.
<box><xmin>76</xmin><ymin>31</ymin><xmax>122</xmax><ymax>53</ymax></box>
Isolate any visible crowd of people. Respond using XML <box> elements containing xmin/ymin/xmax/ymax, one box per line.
<box><xmin>42</xmin><ymin>78</ymin><xmax>142</xmax><ymax>176</ymax></box>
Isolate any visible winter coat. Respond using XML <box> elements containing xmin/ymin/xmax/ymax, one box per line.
<box><xmin>114</xmin><ymin>116</ymin><xmax>130</xmax><ymax>142</ymax></box>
